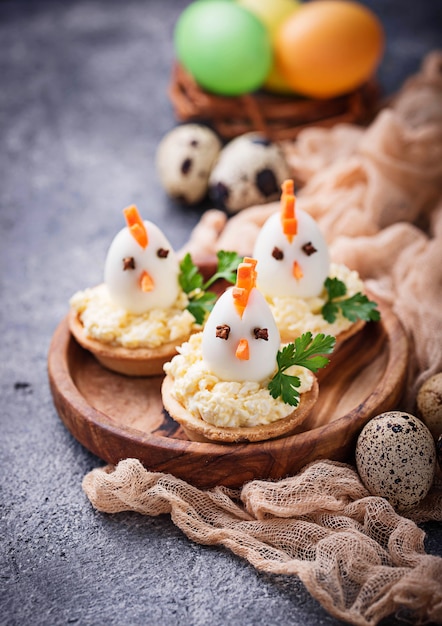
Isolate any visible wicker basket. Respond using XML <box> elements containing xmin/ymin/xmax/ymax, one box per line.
<box><xmin>169</xmin><ymin>63</ymin><xmax>381</xmax><ymax>141</ymax></box>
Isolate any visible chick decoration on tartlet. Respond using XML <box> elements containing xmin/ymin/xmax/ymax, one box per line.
<box><xmin>69</xmin><ymin>205</ymin><xmax>201</xmax><ymax>376</ymax></box>
<box><xmin>162</xmin><ymin>257</ymin><xmax>335</xmax><ymax>443</ymax></box>
<box><xmin>252</xmin><ymin>179</ymin><xmax>380</xmax><ymax>344</ymax></box>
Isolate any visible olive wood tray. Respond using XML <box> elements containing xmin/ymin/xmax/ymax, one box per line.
<box><xmin>48</xmin><ymin>296</ymin><xmax>408</xmax><ymax>489</ymax></box>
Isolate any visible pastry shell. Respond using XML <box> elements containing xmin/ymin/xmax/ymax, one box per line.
<box><xmin>69</xmin><ymin>309</ymin><xmax>186</xmax><ymax>377</ymax></box>
<box><xmin>161</xmin><ymin>373</ymin><xmax>319</xmax><ymax>443</ymax></box>
<box><xmin>334</xmin><ymin>319</ymin><xmax>366</xmax><ymax>345</ymax></box>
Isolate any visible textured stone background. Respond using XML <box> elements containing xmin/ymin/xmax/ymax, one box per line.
<box><xmin>1</xmin><ymin>1</ymin><xmax>441</xmax><ymax>624</ymax></box>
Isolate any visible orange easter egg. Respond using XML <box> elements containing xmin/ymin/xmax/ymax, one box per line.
<box><xmin>274</xmin><ymin>0</ymin><xmax>384</xmax><ymax>98</ymax></box>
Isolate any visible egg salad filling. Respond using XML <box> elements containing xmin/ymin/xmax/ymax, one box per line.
<box><xmin>267</xmin><ymin>263</ymin><xmax>364</xmax><ymax>338</ymax></box>
<box><xmin>70</xmin><ymin>284</ymin><xmax>197</xmax><ymax>349</ymax></box>
<box><xmin>164</xmin><ymin>333</ymin><xmax>314</xmax><ymax>428</ymax></box>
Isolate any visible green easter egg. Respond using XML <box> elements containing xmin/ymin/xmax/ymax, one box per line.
<box><xmin>174</xmin><ymin>0</ymin><xmax>272</xmax><ymax>96</ymax></box>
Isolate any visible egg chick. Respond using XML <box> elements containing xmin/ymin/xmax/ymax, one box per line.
<box><xmin>251</xmin><ymin>179</ymin><xmax>376</xmax><ymax>344</ymax></box>
<box><xmin>162</xmin><ymin>256</ymin><xmax>320</xmax><ymax>442</ymax></box>
<box><xmin>104</xmin><ymin>205</ymin><xmax>180</xmax><ymax>314</ymax></box>
<box><xmin>201</xmin><ymin>257</ymin><xmax>281</xmax><ymax>382</ymax></box>
<box><xmin>253</xmin><ymin>180</ymin><xmax>330</xmax><ymax>298</ymax></box>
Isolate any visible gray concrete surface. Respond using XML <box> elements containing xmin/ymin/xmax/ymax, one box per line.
<box><xmin>1</xmin><ymin>1</ymin><xmax>441</xmax><ymax>624</ymax></box>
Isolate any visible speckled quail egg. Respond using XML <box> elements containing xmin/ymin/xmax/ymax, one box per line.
<box><xmin>208</xmin><ymin>132</ymin><xmax>291</xmax><ymax>213</ymax></box>
<box><xmin>416</xmin><ymin>373</ymin><xmax>442</xmax><ymax>441</ymax></box>
<box><xmin>156</xmin><ymin>124</ymin><xmax>222</xmax><ymax>204</ymax></box>
<box><xmin>355</xmin><ymin>411</ymin><xmax>436</xmax><ymax>509</ymax></box>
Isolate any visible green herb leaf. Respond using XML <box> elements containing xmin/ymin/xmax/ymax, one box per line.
<box><xmin>179</xmin><ymin>253</ymin><xmax>203</xmax><ymax>294</ymax></box>
<box><xmin>268</xmin><ymin>332</ymin><xmax>336</xmax><ymax>406</ymax></box>
<box><xmin>268</xmin><ymin>372</ymin><xmax>301</xmax><ymax>406</ymax></box>
<box><xmin>179</xmin><ymin>251</ymin><xmax>242</xmax><ymax>324</ymax></box>
<box><xmin>202</xmin><ymin>250</ymin><xmax>242</xmax><ymax>289</ymax></box>
<box><xmin>290</xmin><ymin>333</ymin><xmax>336</xmax><ymax>372</ymax></box>
<box><xmin>321</xmin><ymin>301</ymin><xmax>340</xmax><ymax>324</ymax></box>
<box><xmin>324</xmin><ymin>276</ymin><xmax>347</xmax><ymax>300</ymax></box>
<box><xmin>186</xmin><ymin>292</ymin><xmax>217</xmax><ymax>326</ymax></box>
<box><xmin>322</xmin><ymin>277</ymin><xmax>380</xmax><ymax>324</ymax></box>
<box><xmin>339</xmin><ymin>293</ymin><xmax>381</xmax><ymax>323</ymax></box>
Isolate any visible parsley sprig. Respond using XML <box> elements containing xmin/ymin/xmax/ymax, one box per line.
<box><xmin>179</xmin><ymin>251</ymin><xmax>242</xmax><ymax>325</ymax></box>
<box><xmin>268</xmin><ymin>332</ymin><xmax>336</xmax><ymax>406</ymax></box>
<box><xmin>321</xmin><ymin>277</ymin><xmax>380</xmax><ymax>324</ymax></box>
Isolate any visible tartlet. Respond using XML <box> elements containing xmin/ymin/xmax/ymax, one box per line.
<box><xmin>69</xmin><ymin>308</ymin><xmax>190</xmax><ymax>377</ymax></box>
<box><xmin>161</xmin><ymin>372</ymin><xmax>318</xmax><ymax>443</ymax></box>
<box><xmin>69</xmin><ymin>205</ymin><xmax>197</xmax><ymax>376</ymax></box>
<box><xmin>161</xmin><ymin>257</ymin><xmax>333</xmax><ymax>444</ymax></box>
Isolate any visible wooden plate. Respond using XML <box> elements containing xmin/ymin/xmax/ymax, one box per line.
<box><xmin>48</xmin><ymin>297</ymin><xmax>409</xmax><ymax>489</ymax></box>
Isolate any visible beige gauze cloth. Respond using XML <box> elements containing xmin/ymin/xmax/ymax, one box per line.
<box><xmin>83</xmin><ymin>52</ymin><xmax>442</xmax><ymax>626</ymax></box>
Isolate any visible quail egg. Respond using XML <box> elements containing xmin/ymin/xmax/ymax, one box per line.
<box><xmin>156</xmin><ymin>124</ymin><xmax>222</xmax><ymax>204</ymax></box>
<box><xmin>355</xmin><ymin>411</ymin><xmax>436</xmax><ymax>509</ymax></box>
<box><xmin>208</xmin><ymin>132</ymin><xmax>291</xmax><ymax>213</ymax></box>
<box><xmin>416</xmin><ymin>373</ymin><xmax>442</xmax><ymax>441</ymax></box>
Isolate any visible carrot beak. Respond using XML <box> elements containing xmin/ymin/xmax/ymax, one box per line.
<box><xmin>235</xmin><ymin>338</ymin><xmax>249</xmax><ymax>361</ymax></box>
<box><xmin>293</xmin><ymin>260</ymin><xmax>303</xmax><ymax>281</ymax></box>
<box><xmin>139</xmin><ymin>270</ymin><xmax>154</xmax><ymax>292</ymax></box>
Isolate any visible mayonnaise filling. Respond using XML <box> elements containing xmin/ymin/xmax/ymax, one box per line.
<box><xmin>267</xmin><ymin>263</ymin><xmax>365</xmax><ymax>338</ymax></box>
<box><xmin>164</xmin><ymin>333</ymin><xmax>314</xmax><ymax>428</ymax></box>
<box><xmin>70</xmin><ymin>283</ymin><xmax>197</xmax><ymax>349</ymax></box>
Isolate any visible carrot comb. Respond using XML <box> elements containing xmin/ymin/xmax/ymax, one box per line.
<box><xmin>232</xmin><ymin>257</ymin><xmax>258</xmax><ymax>318</ymax></box>
<box><xmin>280</xmin><ymin>180</ymin><xmax>297</xmax><ymax>243</ymax></box>
<box><xmin>123</xmin><ymin>205</ymin><xmax>148</xmax><ymax>249</ymax></box>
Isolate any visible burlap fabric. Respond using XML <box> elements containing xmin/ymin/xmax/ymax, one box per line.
<box><xmin>83</xmin><ymin>459</ymin><xmax>442</xmax><ymax>625</ymax></box>
<box><xmin>82</xmin><ymin>53</ymin><xmax>442</xmax><ymax>624</ymax></box>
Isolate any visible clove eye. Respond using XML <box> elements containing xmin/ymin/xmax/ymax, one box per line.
<box><xmin>302</xmin><ymin>242</ymin><xmax>317</xmax><ymax>256</ymax></box>
<box><xmin>157</xmin><ymin>248</ymin><xmax>169</xmax><ymax>258</ymax></box>
<box><xmin>216</xmin><ymin>324</ymin><xmax>230</xmax><ymax>340</ymax></box>
<box><xmin>272</xmin><ymin>246</ymin><xmax>284</xmax><ymax>261</ymax></box>
<box><xmin>253</xmin><ymin>327</ymin><xmax>268</xmax><ymax>341</ymax></box>
<box><xmin>181</xmin><ymin>158</ymin><xmax>192</xmax><ymax>175</ymax></box>
<box><xmin>122</xmin><ymin>256</ymin><xmax>136</xmax><ymax>270</ymax></box>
